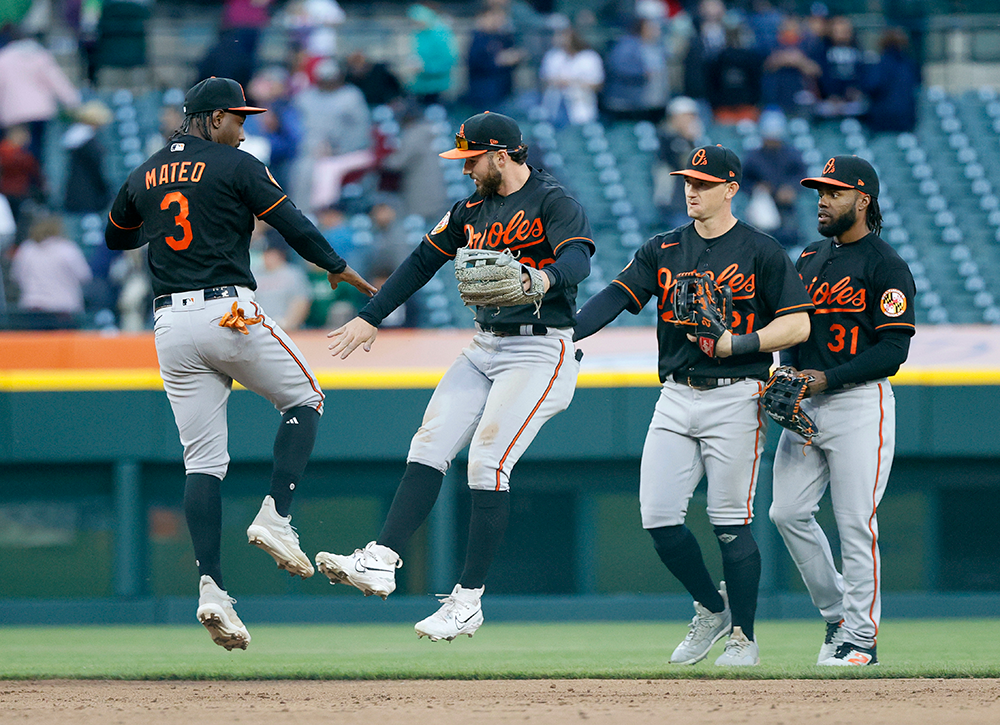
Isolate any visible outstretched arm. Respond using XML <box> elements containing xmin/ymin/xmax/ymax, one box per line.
<box><xmin>574</xmin><ymin>284</ymin><xmax>632</xmax><ymax>342</ymax></box>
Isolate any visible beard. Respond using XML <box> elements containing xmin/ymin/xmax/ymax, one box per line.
<box><xmin>475</xmin><ymin>157</ymin><xmax>503</xmax><ymax>197</ymax></box>
<box><xmin>818</xmin><ymin>204</ymin><xmax>858</xmax><ymax>238</ymax></box>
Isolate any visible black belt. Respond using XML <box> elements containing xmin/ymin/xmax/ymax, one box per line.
<box><xmin>672</xmin><ymin>373</ymin><xmax>748</xmax><ymax>390</ymax></box>
<box><xmin>480</xmin><ymin>323</ymin><xmax>548</xmax><ymax>337</ymax></box>
<box><xmin>154</xmin><ymin>285</ymin><xmax>240</xmax><ymax>311</ymax></box>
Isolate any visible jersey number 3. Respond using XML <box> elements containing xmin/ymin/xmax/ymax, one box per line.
<box><xmin>161</xmin><ymin>191</ymin><xmax>193</xmax><ymax>250</ymax></box>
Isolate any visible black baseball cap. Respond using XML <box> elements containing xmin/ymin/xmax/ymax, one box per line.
<box><xmin>440</xmin><ymin>111</ymin><xmax>523</xmax><ymax>159</ymax></box>
<box><xmin>801</xmin><ymin>155</ymin><xmax>879</xmax><ymax>198</ymax></box>
<box><xmin>183</xmin><ymin>77</ymin><xmax>266</xmax><ymax>116</ymax></box>
<box><xmin>670</xmin><ymin>144</ymin><xmax>742</xmax><ymax>184</ymax></box>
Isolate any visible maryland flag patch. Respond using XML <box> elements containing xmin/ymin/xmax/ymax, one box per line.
<box><xmin>431</xmin><ymin>210</ymin><xmax>451</xmax><ymax>235</ymax></box>
<box><xmin>880</xmin><ymin>288</ymin><xmax>907</xmax><ymax>317</ymax></box>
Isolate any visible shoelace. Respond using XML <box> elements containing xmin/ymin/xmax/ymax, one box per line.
<box><xmin>725</xmin><ymin>636</ymin><xmax>751</xmax><ymax>653</ymax></box>
<box><xmin>684</xmin><ymin>607</ymin><xmax>720</xmax><ymax>641</ymax></box>
<box><xmin>825</xmin><ymin>621</ymin><xmax>842</xmax><ymax>644</ymax></box>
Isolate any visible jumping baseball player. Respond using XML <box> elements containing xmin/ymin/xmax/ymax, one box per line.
<box><xmin>314</xmin><ymin>111</ymin><xmax>594</xmax><ymax>641</ymax></box>
<box><xmin>575</xmin><ymin>145</ymin><xmax>813</xmax><ymax>665</ymax></box>
<box><xmin>768</xmin><ymin>156</ymin><xmax>915</xmax><ymax>666</ymax></box>
<box><xmin>105</xmin><ymin>77</ymin><xmax>376</xmax><ymax>651</ymax></box>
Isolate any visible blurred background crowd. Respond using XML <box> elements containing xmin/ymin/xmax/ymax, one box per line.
<box><xmin>0</xmin><ymin>0</ymin><xmax>993</xmax><ymax>332</ymax></box>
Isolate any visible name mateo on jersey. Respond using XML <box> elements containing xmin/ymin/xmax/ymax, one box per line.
<box><xmin>144</xmin><ymin>161</ymin><xmax>207</xmax><ymax>189</ymax></box>
<box><xmin>804</xmin><ymin>275</ymin><xmax>866</xmax><ymax>312</ymax></box>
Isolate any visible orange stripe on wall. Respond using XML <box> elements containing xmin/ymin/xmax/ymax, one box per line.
<box><xmin>0</xmin><ymin>331</ymin><xmax>160</xmax><ymax>370</ymax></box>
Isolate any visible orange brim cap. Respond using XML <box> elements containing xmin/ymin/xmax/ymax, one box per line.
<box><xmin>670</xmin><ymin>169</ymin><xmax>728</xmax><ymax>183</ymax></box>
<box><xmin>801</xmin><ymin>177</ymin><xmax>858</xmax><ymax>190</ymax></box>
<box><xmin>439</xmin><ymin>148</ymin><xmax>489</xmax><ymax>159</ymax></box>
<box><xmin>228</xmin><ymin>105</ymin><xmax>267</xmax><ymax>114</ymax></box>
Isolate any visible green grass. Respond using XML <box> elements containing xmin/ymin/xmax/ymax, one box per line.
<box><xmin>2</xmin><ymin>619</ymin><xmax>998</xmax><ymax>680</ymax></box>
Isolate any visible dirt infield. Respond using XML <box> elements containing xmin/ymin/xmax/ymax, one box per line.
<box><xmin>3</xmin><ymin>679</ymin><xmax>1000</xmax><ymax>724</ymax></box>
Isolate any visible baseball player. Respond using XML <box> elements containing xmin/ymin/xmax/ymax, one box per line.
<box><xmin>104</xmin><ymin>77</ymin><xmax>376</xmax><ymax>651</ymax></box>
<box><xmin>769</xmin><ymin>156</ymin><xmax>915</xmax><ymax>666</ymax></box>
<box><xmin>575</xmin><ymin>145</ymin><xmax>813</xmax><ymax>665</ymax></box>
<box><xmin>314</xmin><ymin>111</ymin><xmax>594</xmax><ymax>641</ymax></box>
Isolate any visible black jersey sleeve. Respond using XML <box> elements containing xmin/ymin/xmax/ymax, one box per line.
<box><xmin>264</xmin><ymin>201</ymin><xmax>346</xmax><ymax>275</ymax></box>
<box><xmin>611</xmin><ymin>239</ymin><xmax>660</xmax><ymax>315</ymax></box>
<box><xmin>358</xmin><ymin>240</ymin><xmax>450</xmax><ymax>327</ymax></box>
<box><xmin>872</xmin><ymin>255</ymin><xmax>917</xmax><ymax>335</ymax></box>
<box><xmin>542</xmin><ymin>195</ymin><xmax>596</xmax><ymax>256</ymax></box>
<box><xmin>824</xmin><ymin>330</ymin><xmax>911</xmax><ymax>390</ymax></box>
<box><xmin>105</xmin><ymin>181</ymin><xmax>145</xmax><ymax>250</ymax></box>
<box><xmin>757</xmin><ymin>239</ymin><xmax>815</xmax><ymax>318</ymax></box>
<box><xmin>424</xmin><ymin>200</ymin><xmax>470</xmax><ymax>257</ymax></box>
<box><xmin>574</xmin><ymin>283</ymin><xmax>632</xmax><ymax>341</ymax></box>
<box><xmin>231</xmin><ymin>154</ymin><xmax>347</xmax><ymax>274</ymax></box>
<box><xmin>542</xmin><ymin>240</ymin><xmax>592</xmax><ymax>290</ymax></box>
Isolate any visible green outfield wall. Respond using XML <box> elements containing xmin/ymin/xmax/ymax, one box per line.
<box><xmin>1</xmin><ymin>382</ymin><xmax>998</xmax><ymax>623</ymax></box>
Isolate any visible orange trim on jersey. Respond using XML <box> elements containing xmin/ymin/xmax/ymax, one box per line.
<box><xmin>800</xmin><ymin>250</ymin><xmax>818</xmax><ymax>257</ymax></box>
<box><xmin>251</xmin><ymin>301</ymin><xmax>325</xmax><ymax>406</ymax></box>
<box><xmin>867</xmin><ymin>382</ymin><xmax>886</xmax><ymax>638</ymax></box>
<box><xmin>553</xmin><ymin>236</ymin><xmax>594</xmax><ymax>252</ymax></box>
<box><xmin>612</xmin><ymin>279</ymin><xmax>642</xmax><ymax>308</ymax></box>
<box><xmin>495</xmin><ymin>339</ymin><xmax>567</xmax><ymax>491</ymax></box>
<box><xmin>775</xmin><ymin>303</ymin><xmax>814</xmax><ymax>314</ymax></box>
<box><xmin>813</xmin><ymin>308</ymin><xmax>863</xmax><ymax>315</ymax></box>
<box><xmin>424</xmin><ymin>234</ymin><xmax>455</xmax><ymax>257</ymax></box>
<box><xmin>875</xmin><ymin>321</ymin><xmax>916</xmax><ymax>330</ymax></box>
<box><xmin>108</xmin><ymin>213</ymin><xmax>142</xmax><ymax>231</ymax></box>
<box><xmin>257</xmin><ymin>195</ymin><xmax>287</xmax><ymax>217</ymax></box>
<box><xmin>745</xmin><ymin>381</ymin><xmax>765</xmax><ymax>523</ymax></box>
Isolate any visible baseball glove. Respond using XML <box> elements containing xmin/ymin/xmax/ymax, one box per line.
<box><xmin>672</xmin><ymin>271</ymin><xmax>733</xmax><ymax>357</ymax></box>
<box><xmin>218</xmin><ymin>301</ymin><xmax>263</xmax><ymax>335</ymax></box>
<box><xmin>761</xmin><ymin>367</ymin><xmax>818</xmax><ymax>445</ymax></box>
<box><xmin>454</xmin><ymin>247</ymin><xmax>546</xmax><ymax>314</ymax></box>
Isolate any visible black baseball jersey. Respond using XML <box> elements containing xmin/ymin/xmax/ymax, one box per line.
<box><xmin>107</xmin><ymin>134</ymin><xmax>344</xmax><ymax>297</ymax></box>
<box><xmin>426</xmin><ymin>166</ymin><xmax>595</xmax><ymax>328</ymax></box>
<box><xmin>613</xmin><ymin>220</ymin><xmax>813</xmax><ymax>381</ymax></box>
<box><xmin>793</xmin><ymin>233</ymin><xmax>916</xmax><ymax>377</ymax></box>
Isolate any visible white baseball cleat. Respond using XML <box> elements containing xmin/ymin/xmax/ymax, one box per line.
<box><xmin>415</xmin><ymin>584</ymin><xmax>485</xmax><ymax>642</ymax></box>
<box><xmin>714</xmin><ymin>626</ymin><xmax>760</xmax><ymax>666</ymax></box>
<box><xmin>818</xmin><ymin>619</ymin><xmax>846</xmax><ymax>664</ymax></box>
<box><xmin>670</xmin><ymin>581</ymin><xmax>731</xmax><ymax>664</ymax></box>
<box><xmin>315</xmin><ymin>541</ymin><xmax>401</xmax><ymax>599</ymax></box>
<box><xmin>196</xmin><ymin>575</ymin><xmax>250</xmax><ymax>651</ymax></box>
<box><xmin>819</xmin><ymin>642</ymin><xmax>879</xmax><ymax>666</ymax></box>
<box><xmin>247</xmin><ymin>495</ymin><xmax>314</xmax><ymax>578</ymax></box>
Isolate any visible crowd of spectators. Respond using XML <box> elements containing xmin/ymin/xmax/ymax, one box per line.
<box><xmin>0</xmin><ymin>0</ymin><xmax>924</xmax><ymax>332</ymax></box>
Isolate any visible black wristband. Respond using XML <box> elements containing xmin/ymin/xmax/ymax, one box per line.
<box><xmin>730</xmin><ymin>331</ymin><xmax>760</xmax><ymax>356</ymax></box>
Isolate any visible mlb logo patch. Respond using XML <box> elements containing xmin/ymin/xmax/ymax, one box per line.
<box><xmin>171</xmin><ymin>143</ymin><xmax>185</xmax><ymax>152</ymax></box>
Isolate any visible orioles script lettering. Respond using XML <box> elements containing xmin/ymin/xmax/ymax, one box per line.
<box><xmin>805</xmin><ymin>275</ymin><xmax>866</xmax><ymax>311</ymax></box>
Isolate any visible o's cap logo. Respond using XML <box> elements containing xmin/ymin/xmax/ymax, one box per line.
<box><xmin>431</xmin><ymin>210</ymin><xmax>451</xmax><ymax>235</ymax></box>
<box><xmin>881</xmin><ymin>288</ymin><xmax>907</xmax><ymax>317</ymax></box>
<box><xmin>823</xmin><ymin>158</ymin><xmax>836</xmax><ymax>174</ymax></box>
<box><xmin>692</xmin><ymin>149</ymin><xmax>708</xmax><ymax>166</ymax></box>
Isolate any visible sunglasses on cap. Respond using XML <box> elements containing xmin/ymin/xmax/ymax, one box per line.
<box><xmin>454</xmin><ymin>134</ymin><xmax>507</xmax><ymax>152</ymax></box>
